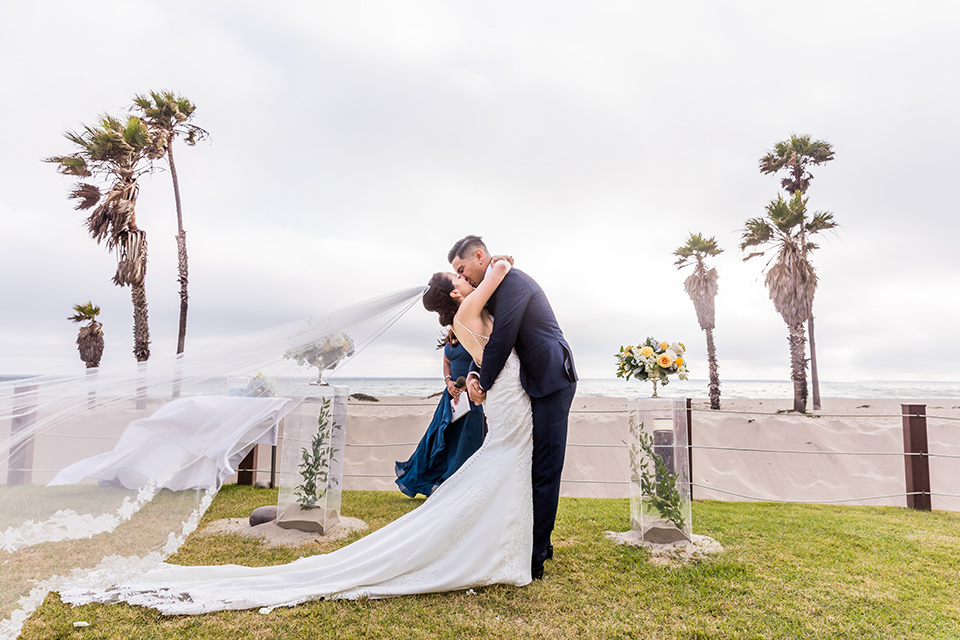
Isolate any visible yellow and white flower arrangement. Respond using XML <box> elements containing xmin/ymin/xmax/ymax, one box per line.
<box><xmin>616</xmin><ymin>337</ymin><xmax>689</xmax><ymax>395</ymax></box>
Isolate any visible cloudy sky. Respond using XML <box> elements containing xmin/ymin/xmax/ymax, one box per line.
<box><xmin>1</xmin><ymin>1</ymin><xmax>958</xmax><ymax>383</ymax></box>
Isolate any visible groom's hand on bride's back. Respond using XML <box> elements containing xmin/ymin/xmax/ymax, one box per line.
<box><xmin>467</xmin><ymin>377</ymin><xmax>486</xmax><ymax>404</ymax></box>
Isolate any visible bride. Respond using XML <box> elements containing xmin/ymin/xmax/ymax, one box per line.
<box><xmin>60</xmin><ymin>258</ymin><xmax>534</xmax><ymax>614</ymax></box>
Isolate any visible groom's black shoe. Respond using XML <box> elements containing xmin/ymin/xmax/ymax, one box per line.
<box><xmin>531</xmin><ymin>564</ymin><xmax>545</xmax><ymax>580</ymax></box>
<box><xmin>546</xmin><ymin>544</ymin><xmax>553</xmax><ymax>561</ymax></box>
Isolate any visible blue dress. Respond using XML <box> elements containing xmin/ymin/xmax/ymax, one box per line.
<box><xmin>395</xmin><ymin>342</ymin><xmax>485</xmax><ymax>497</ymax></box>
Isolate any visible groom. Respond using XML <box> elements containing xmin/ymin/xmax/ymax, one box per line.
<box><xmin>448</xmin><ymin>235</ymin><xmax>577</xmax><ymax>580</ymax></box>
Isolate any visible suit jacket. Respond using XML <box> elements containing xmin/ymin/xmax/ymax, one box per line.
<box><xmin>474</xmin><ymin>268</ymin><xmax>577</xmax><ymax>398</ymax></box>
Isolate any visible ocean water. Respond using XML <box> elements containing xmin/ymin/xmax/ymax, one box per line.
<box><xmin>2</xmin><ymin>374</ymin><xmax>957</xmax><ymax>400</ymax></box>
<box><xmin>267</xmin><ymin>377</ymin><xmax>960</xmax><ymax>399</ymax></box>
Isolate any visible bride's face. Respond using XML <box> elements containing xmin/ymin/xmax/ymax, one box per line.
<box><xmin>447</xmin><ymin>273</ymin><xmax>474</xmax><ymax>302</ymax></box>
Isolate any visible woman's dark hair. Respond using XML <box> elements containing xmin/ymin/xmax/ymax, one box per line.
<box><xmin>423</xmin><ymin>272</ymin><xmax>458</xmax><ymax>327</ymax></box>
<box><xmin>437</xmin><ymin>328</ymin><xmax>459</xmax><ymax>350</ymax></box>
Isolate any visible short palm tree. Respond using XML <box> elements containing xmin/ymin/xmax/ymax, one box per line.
<box><xmin>47</xmin><ymin>115</ymin><xmax>162</xmax><ymax>362</ymax></box>
<box><xmin>741</xmin><ymin>193</ymin><xmax>837</xmax><ymax>412</ymax></box>
<box><xmin>132</xmin><ymin>91</ymin><xmax>208</xmax><ymax>355</ymax></box>
<box><xmin>759</xmin><ymin>134</ymin><xmax>836</xmax><ymax>410</ymax></box>
<box><xmin>68</xmin><ymin>302</ymin><xmax>104</xmax><ymax>368</ymax></box>
<box><xmin>674</xmin><ymin>233</ymin><xmax>723</xmax><ymax>410</ymax></box>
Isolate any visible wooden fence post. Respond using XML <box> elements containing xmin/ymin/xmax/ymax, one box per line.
<box><xmin>237</xmin><ymin>447</ymin><xmax>258</xmax><ymax>486</ymax></box>
<box><xmin>686</xmin><ymin>397</ymin><xmax>693</xmax><ymax>500</ymax></box>
<box><xmin>902</xmin><ymin>404</ymin><xmax>931</xmax><ymax>511</ymax></box>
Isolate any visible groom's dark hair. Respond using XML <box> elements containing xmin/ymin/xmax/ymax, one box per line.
<box><xmin>447</xmin><ymin>235</ymin><xmax>487</xmax><ymax>263</ymax></box>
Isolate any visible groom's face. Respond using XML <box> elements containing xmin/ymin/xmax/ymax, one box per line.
<box><xmin>452</xmin><ymin>249</ymin><xmax>486</xmax><ymax>288</ymax></box>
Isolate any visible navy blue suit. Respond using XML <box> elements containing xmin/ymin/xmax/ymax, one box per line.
<box><xmin>473</xmin><ymin>268</ymin><xmax>577</xmax><ymax>573</ymax></box>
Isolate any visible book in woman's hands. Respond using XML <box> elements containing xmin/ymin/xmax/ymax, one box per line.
<box><xmin>451</xmin><ymin>376</ymin><xmax>471</xmax><ymax>422</ymax></box>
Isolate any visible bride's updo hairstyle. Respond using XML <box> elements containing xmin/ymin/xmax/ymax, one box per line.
<box><xmin>423</xmin><ymin>272</ymin><xmax>458</xmax><ymax>326</ymax></box>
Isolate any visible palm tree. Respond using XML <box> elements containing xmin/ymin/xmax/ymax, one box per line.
<box><xmin>759</xmin><ymin>134</ymin><xmax>836</xmax><ymax>410</ymax></box>
<box><xmin>741</xmin><ymin>192</ymin><xmax>837</xmax><ymax>412</ymax></box>
<box><xmin>68</xmin><ymin>302</ymin><xmax>104</xmax><ymax>368</ymax></box>
<box><xmin>47</xmin><ymin>115</ymin><xmax>163</xmax><ymax>362</ymax></box>
<box><xmin>674</xmin><ymin>233</ymin><xmax>723</xmax><ymax>410</ymax></box>
<box><xmin>759</xmin><ymin>134</ymin><xmax>834</xmax><ymax>194</ymax></box>
<box><xmin>132</xmin><ymin>91</ymin><xmax>208</xmax><ymax>355</ymax></box>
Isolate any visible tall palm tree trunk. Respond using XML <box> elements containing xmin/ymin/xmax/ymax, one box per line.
<box><xmin>705</xmin><ymin>328</ymin><xmax>720</xmax><ymax>410</ymax></box>
<box><xmin>808</xmin><ymin>314</ymin><xmax>821</xmax><ymax>410</ymax></box>
<box><xmin>787</xmin><ymin>323</ymin><xmax>808</xmax><ymax>412</ymax></box>
<box><xmin>132</xmin><ymin>277</ymin><xmax>150</xmax><ymax>410</ymax></box>
<box><xmin>168</xmin><ymin>144</ymin><xmax>189</xmax><ymax>355</ymax></box>
<box><xmin>131</xmin><ymin>280</ymin><xmax>150</xmax><ymax>362</ymax></box>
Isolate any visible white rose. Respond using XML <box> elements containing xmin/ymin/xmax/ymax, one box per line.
<box><xmin>670</xmin><ymin>342</ymin><xmax>684</xmax><ymax>355</ymax></box>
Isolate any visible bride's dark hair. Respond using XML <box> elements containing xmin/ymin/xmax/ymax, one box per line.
<box><xmin>422</xmin><ymin>272</ymin><xmax>458</xmax><ymax>326</ymax></box>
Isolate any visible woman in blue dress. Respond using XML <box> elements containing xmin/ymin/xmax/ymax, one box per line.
<box><xmin>395</xmin><ymin>330</ymin><xmax>485</xmax><ymax>497</ymax></box>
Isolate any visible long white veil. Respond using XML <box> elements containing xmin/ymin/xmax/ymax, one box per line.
<box><xmin>0</xmin><ymin>286</ymin><xmax>425</xmax><ymax>639</ymax></box>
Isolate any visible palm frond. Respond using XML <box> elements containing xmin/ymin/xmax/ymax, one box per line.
<box><xmin>766</xmin><ymin>193</ymin><xmax>808</xmax><ymax>233</ymax></box>
<box><xmin>740</xmin><ymin>217</ymin><xmax>773</xmax><ymax>251</ymax></box>
<box><xmin>759</xmin><ymin>134</ymin><xmax>835</xmax><ymax>193</ymax></box>
<box><xmin>69</xmin><ymin>183</ymin><xmax>102</xmax><ymax>210</ymax></box>
<box><xmin>45</xmin><ymin>154</ymin><xmax>91</xmax><ymax>177</ymax></box>
<box><xmin>675</xmin><ymin>232</ymin><xmax>723</xmax><ymax>268</ymax></box>
<box><xmin>182</xmin><ymin>123</ymin><xmax>208</xmax><ymax>145</ymax></box>
<box><xmin>86</xmin><ymin>180</ymin><xmax>138</xmax><ymax>246</ymax></box>
<box><xmin>123</xmin><ymin>117</ymin><xmax>151</xmax><ymax>149</ymax></box>
<box><xmin>68</xmin><ymin>301</ymin><xmax>100</xmax><ymax>322</ymax></box>
<box><xmin>806</xmin><ymin>211</ymin><xmax>837</xmax><ymax>234</ymax></box>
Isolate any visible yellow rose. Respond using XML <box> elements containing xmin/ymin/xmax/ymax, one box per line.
<box><xmin>657</xmin><ymin>353</ymin><xmax>675</xmax><ymax>368</ymax></box>
<box><xmin>675</xmin><ymin>356</ymin><xmax>684</xmax><ymax>366</ymax></box>
<box><xmin>659</xmin><ymin>341</ymin><xmax>669</xmax><ymax>351</ymax></box>
<box><xmin>639</xmin><ymin>346</ymin><xmax>654</xmax><ymax>357</ymax></box>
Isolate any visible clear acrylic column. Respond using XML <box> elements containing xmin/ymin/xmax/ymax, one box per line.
<box><xmin>629</xmin><ymin>397</ymin><xmax>692</xmax><ymax>543</ymax></box>
<box><xmin>276</xmin><ymin>386</ymin><xmax>347</xmax><ymax>534</ymax></box>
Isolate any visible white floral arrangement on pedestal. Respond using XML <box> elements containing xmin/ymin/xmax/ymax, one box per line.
<box><xmin>284</xmin><ymin>331</ymin><xmax>355</xmax><ymax>385</ymax></box>
<box><xmin>228</xmin><ymin>372</ymin><xmax>278</xmax><ymax>397</ymax></box>
<box><xmin>616</xmin><ymin>338</ymin><xmax>689</xmax><ymax>396</ymax></box>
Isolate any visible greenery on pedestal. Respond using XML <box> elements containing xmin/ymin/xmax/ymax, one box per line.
<box><xmin>294</xmin><ymin>398</ymin><xmax>342</xmax><ymax>509</ymax></box>
<box><xmin>630</xmin><ymin>417</ymin><xmax>686</xmax><ymax>531</ymax></box>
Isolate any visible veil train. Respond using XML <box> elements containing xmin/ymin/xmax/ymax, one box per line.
<box><xmin>0</xmin><ymin>286</ymin><xmax>426</xmax><ymax>640</ymax></box>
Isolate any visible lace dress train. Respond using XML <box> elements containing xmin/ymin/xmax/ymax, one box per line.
<box><xmin>60</xmin><ymin>352</ymin><xmax>533</xmax><ymax>614</ymax></box>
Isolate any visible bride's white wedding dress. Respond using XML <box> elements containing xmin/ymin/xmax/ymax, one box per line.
<box><xmin>60</xmin><ymin>352</ymin><xmax>533</xmax><ymax>614</ymax></box>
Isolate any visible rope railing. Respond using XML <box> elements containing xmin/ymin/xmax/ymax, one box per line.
<box><xmin>690</xmin><ymin>483</ymin><xmax>922</xmax><ymax>505</ymax></box>
<box><xmin>339</xmin><ymin>472</ymin><xmax>631</xmax><ymax>485</ymax></box>
<box><xmin>349</xmin><ymin>403</ymin><xmax>959</xmax><ymax>423</ymax></box>
<box><xmin>689</xmin><ymin>444</ymin><xmax>920</xmax><ymax>457</ymax></box>
<box><xmin>333</xmin><ymin>442</ymin><xmax>944</xmax><ymax>457</ymax></box>
<box><xmin>231</xmin><ymin>399</ymin><xmax>958</xmax><ymax>513</ymax></box>
<box><xmin>687</xmin><ymin>407</ymin><xmax>936</xmax><ymax>420</ymax></box>
<box><xmin>344</xmin><ymin>442</ymin><xmax>420</xmax><ymax>448</ymax></box>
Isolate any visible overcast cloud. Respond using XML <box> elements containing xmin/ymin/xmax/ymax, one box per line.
<box><xmin>1</xmin><ymin>1</ymin><xmax>958</xmax><ymax>384</ymax></box>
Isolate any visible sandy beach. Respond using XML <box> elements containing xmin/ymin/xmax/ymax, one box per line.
<box><xmin>333</xmin><ymin>395</ymin><xmax>960</xmax><ymax>511</ymax></box>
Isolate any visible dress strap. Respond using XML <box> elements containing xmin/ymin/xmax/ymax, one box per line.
<box><xmin>455</xmin><ymin>318</ymin><xmax>489</xmax><ymax>359</ymax></box>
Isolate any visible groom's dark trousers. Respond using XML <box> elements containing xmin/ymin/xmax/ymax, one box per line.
<box><xmin>474</xmin><ymin>268</ymin><xmax>578</xmax><ymax>574</ymax></box>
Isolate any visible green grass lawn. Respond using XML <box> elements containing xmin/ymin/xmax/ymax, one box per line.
<box><xmin>20</xmin><ymin>486</ymin><xmax>960</xmax><ymax>639</ymax></box>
